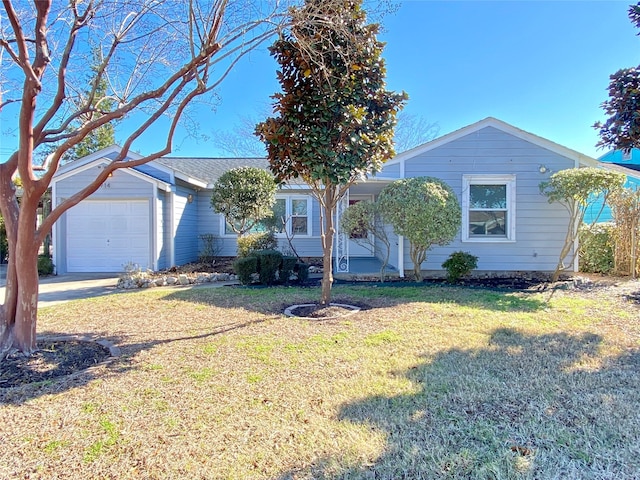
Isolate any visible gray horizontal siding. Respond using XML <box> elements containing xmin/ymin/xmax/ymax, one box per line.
<box><xmin>56</xmin><ymin>165</ymin><xmax>154</xmax><ymax>199</ymax></box>
<box><xmin>173</xmin><ymin>185</ymin><xmax>199</xmax><ymax>265</ymax></box>
<box><xmin>399</xmin><ymin>126</ymin><xmax>575</xmax><ymax>273</ymax></box>
<box><xmin>377</xmin><ymin>162</ymin><xmax>401</xmax><ymax>178</ymax></box>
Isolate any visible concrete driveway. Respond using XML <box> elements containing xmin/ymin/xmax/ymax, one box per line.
<box><xmin>0</xmin><ymin>266</ymin><xmax>120</xmax><ymax>308</ymax></box>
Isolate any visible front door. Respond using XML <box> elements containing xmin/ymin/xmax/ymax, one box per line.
<box><xmin>348</xmin><ymin>195</ymin><xmax>374</xmax><ymax>257</ymax></box>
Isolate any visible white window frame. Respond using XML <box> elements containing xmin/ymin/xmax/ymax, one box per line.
<box><xmin>221</xmin><ymin>195</ymin><xmax>312</xmax><ymax>237</ymax></box>
<box><xmin>462</xmin><ymin>174</ymin><xmax>516</xmax><ymax>243</ymax></box>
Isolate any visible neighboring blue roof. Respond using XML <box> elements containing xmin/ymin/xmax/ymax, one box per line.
<box><xmin>598</xmin><ymin>148</ymin><xmax>640</xmax><ymax>166</ymax></box>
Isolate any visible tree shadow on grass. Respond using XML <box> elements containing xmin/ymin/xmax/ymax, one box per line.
<box><xmin>0</xmin><ymin>316</ymin><xmax>271</xmax><ymax>405</ymax></box>
<box><xmin>278</xmin><ymin>328</ymin><xmax>640</xmax><ymax>479</ymax></box>
<box><xmin>159</xmin><ymin>283</ymin><xmax>550</xmax><ymax>314</ymax></box>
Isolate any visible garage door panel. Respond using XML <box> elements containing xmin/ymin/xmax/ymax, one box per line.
<box><xmin>67</xmin><ymin>200</ymin><xmax>150</xmax><ymax>272</ymax></box>
<box><xmin>122</xmin><ymin>218</ymin><xmax>149</xmax><ymax>235</ymax></box>
<box><xmin>109</xmin><ymin>235</ymin><xmax>147</xmax><ymax>249</ymax></box>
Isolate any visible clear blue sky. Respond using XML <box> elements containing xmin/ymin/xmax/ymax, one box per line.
<box><xmin>179</xmin><ymin>0</ymin><xmax>640</xmax><ymax>159</ymax></box>
<box><xmin>3</xmin><ymin>0</ymin><xmax>640</xmax><ymax>162</ymax></box>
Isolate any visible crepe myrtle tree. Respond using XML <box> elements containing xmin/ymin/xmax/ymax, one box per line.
<box><xmin>378</xmin><ymin>177</ymin><xmax>461</xmax><ymax>282</ymax></box>
<box><xmin>256</xmin><ymin>0</ymin><xmax>407</xmax><ymax>305</ymax></box>
<box><xmin>210</xmin><ymin>167</ymin><xmax>277</xmax><ymax>237</ymax></box>
<box><xmin>540</xmin><ymin>167</ymin><xmax>625</xmax><ymax>282</ymax></box>
<box><xmin>339</xmin><ymin>200</ymin><xmax>391</xmax><ymax>281</ymax></box>
<box><xmin>0</xmin><ymin>0</ymin><xmax>342</xmax><ymax>359</ymax></box>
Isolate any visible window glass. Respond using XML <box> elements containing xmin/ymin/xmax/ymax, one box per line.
<box><xmin>292</xmin><ymin>217</ymin><xmax>308</xmax><ymax>234</ymax></box>
<box><xmin>271</xmin><ymin>199</ymin><xmax>287</xmax><ymax>233</ymax></box>
<box><xmin>470</xmin><ymin>185</ymin><xmax>506</xmax><ymax>209</ymax></box>
<box><xmin>291</xmin><ymin>199</ymin><xmax>308</xmax><ymax>234</ymax></box>
<box><xmin>469</xmin><ymin>211</ymin><xmax>506</xmax><ymax>236</ymax></box>
<box><xmin>292</xmin><ymin>199</ymin><xmax>307</xmax><ymax>216</ymax></box>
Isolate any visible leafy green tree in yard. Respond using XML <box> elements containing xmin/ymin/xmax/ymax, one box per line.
<box><xmin>256</xmin><ymin>0</ymin><xmax>407</xmax><ymax>305</ymax></box>
<box><xmin>539</xmin><ymin>167</ymin><xmax>625</xmax><ymax>282</ymax></box>
<box><xmin>594</xmin><ymin>3</ymin><xmax>640</xmax><ymax>151</ymax></box>
<box><xmin>378</xmin><ymin>177</ymin><xmax>461</xmax><ymax>282</ymax></box>
<box><xmin>210</xmin><ymin>167</ymin><xmax>278</xmax><ymax>238</ymax></box>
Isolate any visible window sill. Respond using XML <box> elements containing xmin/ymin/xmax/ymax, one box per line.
<box><xmin>462</xmin><ymin>237</ymin><xmax>516</xmax><ymax>243</ymax></box>
<box><xmin>223</xmin><ymin>234</ymin><xmax>314</xmax><ymax>238</ymax></box>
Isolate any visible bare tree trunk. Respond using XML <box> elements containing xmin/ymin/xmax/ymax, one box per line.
<box><xmin>410</xmin><ymin>244</ymin><xmax>426</xmax><ymax>282</ymax></box>
<box><xmin>0</xmin><ymin>193</ymin><xmax>40</xmax><ymax>358</ymax></box>
<box><xmin>320</xmin><ymin>187</ymin><xmax>336</xmax><ymax>305</ymax></box>
<box><xmin>552</xmin><ymin>207</ymin><xmax>579</xmax><ymax>282</ymax></box>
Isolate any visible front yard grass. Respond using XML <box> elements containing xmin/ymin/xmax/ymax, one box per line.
<box><xmin>1</xmin><ymin>283</ymin><xmax>639</xmax><ymax>479</ymax></box>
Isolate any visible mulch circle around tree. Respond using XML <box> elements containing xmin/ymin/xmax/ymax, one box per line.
<box><xmin>0</xmin><ymin>337</ymin><xmax>118</xmax><ymax>389</ymax></box>
<box><xmin>284</xmin><ymin>303</ymin><xmax>361</xmax><ymax>320</ymax></box>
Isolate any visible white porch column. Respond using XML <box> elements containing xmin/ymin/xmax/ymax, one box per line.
<box><xmin>335</xmin><ymin>190</ymin><xmax>349</xmax><ymax>273</ymax></box>
<box><xmin>169</xmin><ymin>187</ymin><xmax>176</xmax><ymax>267</ymax></box>
<box><xmin>398</xmin><ymin>234</ymin><xmax>405</xmax><ymax>278</ymax></box>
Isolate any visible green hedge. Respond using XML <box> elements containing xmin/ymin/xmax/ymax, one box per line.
<box><xmin>280</xmin><ymin>256</ymin><xmax>297</xmax><ymax>285</ymax></box>
<box><xmin>295</xmin><ymin>262</ymin><xmax>310</xmax><ymax>284</ymax></box>
<box><xmin>579</xmin><ymin>223</ymin><xmax>614</xmax><ymax>274</ymax></box>
<box><xmin>253</xmin><ymin>249</ymin><xmax>283</xmax><ymax>286</ymax></box>
<box><xmin>233</xmin><ymin>256</ymin><xmax>258</xmax><ymax>285</ymax></box>
<box><xmin>38</xmin><ymin>255</ymin><xmax>54</xmax><ymax>276</ymax></box>
<box><xmin>233</xmin><ymin>251</ymin><xmax>310</xmax><ymax>286</ymax></box>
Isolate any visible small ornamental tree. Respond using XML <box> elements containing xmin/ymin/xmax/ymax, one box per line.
<box><xmin>340</xmin><ymin>200</ymin><xmax>391</xmax><ymax>281</ymax></box>
<box><xmin>540</xmin><ymin>167</ymin><xmax>625</xmax><ymax>281</ymax></box>
<box><xmin>378</xmin><ymin>177</ymin><xmax>461</xmax><ymax>281</ymax></box>
<box><xmin>210</xmin><ymin>167</ymin><xmax>277</xmax><ymax>239</ymax></box>
<box><xmin>256</xmin><ymin>0</ymin><xmax>407</xmax><ymax>305</ymax></box>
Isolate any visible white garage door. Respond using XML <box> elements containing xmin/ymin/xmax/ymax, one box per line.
<box><xmin>67</xmin><ymin>200</ymin><xmax>150</xmax><ymax>272</ymax></box>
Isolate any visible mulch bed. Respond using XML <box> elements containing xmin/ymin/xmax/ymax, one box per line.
<box><xmin>288</xmin><ymin>304</ymin><xmax>358</xmax><ymax>319</ymax></box>
<box><xmin>0</xmin><ymin>339</ymin><xmax>111</xmax><ymax>389</ymax></box>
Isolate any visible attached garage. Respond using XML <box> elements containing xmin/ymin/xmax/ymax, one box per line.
<box><xmin>66</xmin><ymin>200</ymin><xmax>151</xmax><ymax>272</ymax></box>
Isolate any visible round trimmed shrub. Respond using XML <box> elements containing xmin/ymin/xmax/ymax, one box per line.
<box><xmin>442</xmin><ymin>251</ymin><xmax>478</xmax><ymax>283</ymax></box>
<box><xmin>233</xmin><ymin>256</ymin><xmax>258</xmax><ymax>285</ymax></box>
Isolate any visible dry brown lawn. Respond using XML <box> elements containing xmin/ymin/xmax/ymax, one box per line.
<box><xmin>1</xmin><ymin>280</ymin><xmax>639</xmax><ymax>479</ymax></box>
